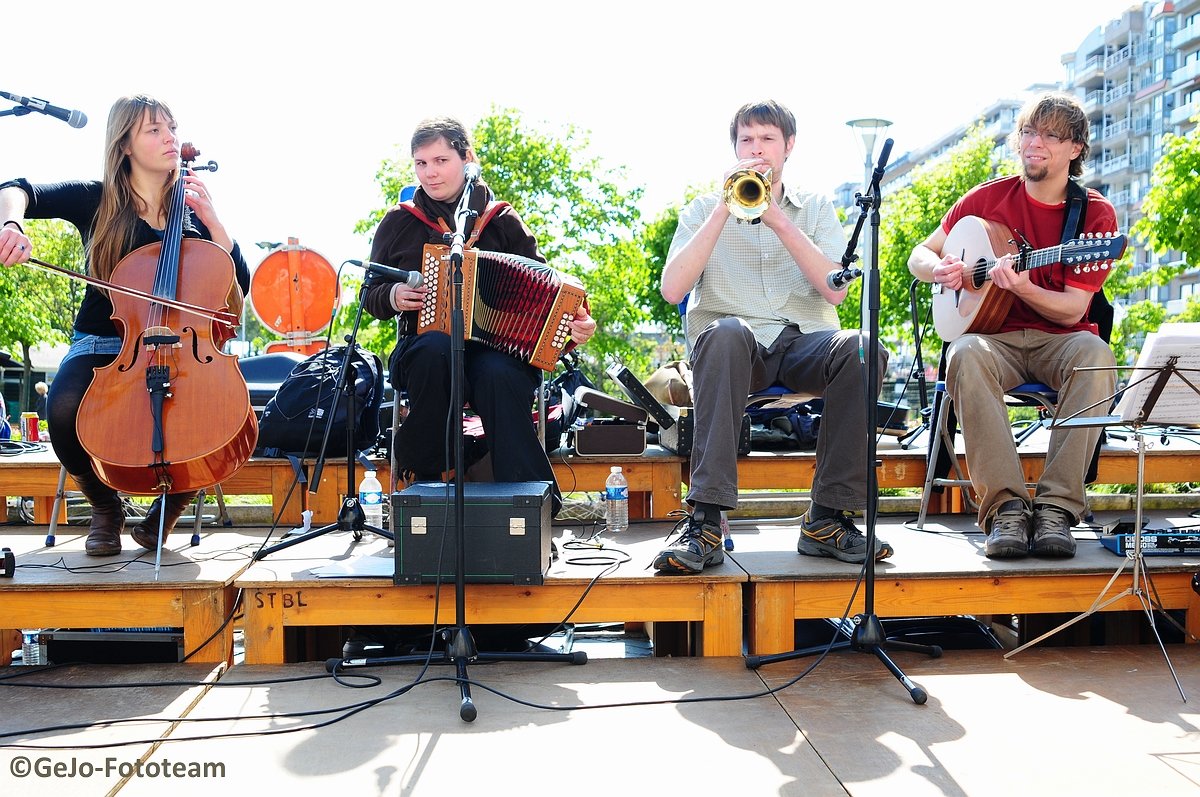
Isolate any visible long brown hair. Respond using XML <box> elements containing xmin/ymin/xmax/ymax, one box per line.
<box><xmin>88</xmin><ymin>95</ymin><xmax>243</xmax><ymax>318</ymax></box>
<box><xmin>88</xmin><ymin>95</ymin><xmax>177</xmax><ymax>282</ymax></box>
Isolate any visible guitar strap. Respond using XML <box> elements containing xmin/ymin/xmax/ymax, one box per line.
<box><xmin>1064</xmin><ymin>179</ymin><xmax>1109</xmax><ymax>484</ymax></box>
<box><xmin>1064</xmin><ymin>180</ymin><xmax>1114</xmax><ymax>344</ymax></box>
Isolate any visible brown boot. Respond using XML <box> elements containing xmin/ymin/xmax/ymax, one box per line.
<box><xmin>72</xmin><ymin>471</ymin><xmax>125</xmax><ymax>557</ymax></box>
<box><xmin>130</xmin><ymin>491</ymin><xmax>199</xmax><ymax>551</ymax></box>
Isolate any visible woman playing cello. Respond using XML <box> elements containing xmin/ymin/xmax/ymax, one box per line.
<box><xmin>0</xmin><ymin>94</ymin><xmax>251</xmax><ymax>556</ymax></box>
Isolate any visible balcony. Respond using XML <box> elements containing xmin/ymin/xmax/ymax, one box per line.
<box><xmin>1104</xmin><ymin>81</ymin><xmax>1134</xmax><ymax>103</ymax></box>
<box><xmin>1173</xmin><ymin>58</ymin><xmax>1200</xmax><ymax>88</ymax></box>
<box><xmin>1132</xmin><ymin>151</ymin><xmax>1153</xmax><ymax>173</ymax></box>
<box><xmin>1108</xmin><ymin>189</ymin><xmax>1131</xmax><ymax>207</ymax></box>
<box><xmin>1103</xmin><ymin>116</ymin><xmax>1132</xmax><ymax>143</ymax></box>
<box><xmin>1105</xmin><ymin>45</ymin><xmax>1132</xmax><ymax>70</ymax></box>
<box><xmin>1102</xmin><ymin>152</ymin><xmax>1131</xmax><ymax>177</ymax></box>
<box><xmin>1170</xmin><ymin>98</ymin><xmax>1200</xmax><ymax>126</ymax></box>
<box><xmin>1075</xmin><ymin>52</ymin><xmax>1106</xmax><ymax>86</ymax></box>
<box><xmin>1172</xmin><ymin>21</ymin><xmax>1200</xmax><ymax>52</ymax></box>
<box><xmin>1083</xmin><ymin>88</ymin><xmax>1106</xmax><ymax>112</ymax></box>
<box><xmin>1133</xmin><ymin>115</ymin><xmax>1152</xmax><ymax>134</ymax></box>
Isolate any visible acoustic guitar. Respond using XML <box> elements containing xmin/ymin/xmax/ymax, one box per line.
<box><xmin>933</xmin><ymin>215</ymin><xmax>1126</xmax><ymax>341</ymax></box>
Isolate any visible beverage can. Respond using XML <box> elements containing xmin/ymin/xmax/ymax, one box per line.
<box><xmin>20</xmin><ymin>412</ymin><xmax>38</xmax><ymax>442</ymax></box>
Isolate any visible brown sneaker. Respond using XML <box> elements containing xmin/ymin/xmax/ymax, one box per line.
<box><xmin>1031</xmin><ymin>504</ymin><xmax>1076</xmax><ymax>558</ymax></box>
<box><xmin>652</xmin><ymin>509</ymin><xmax>724</xmax><ymax>574</ymax></box>
<box><xmin>798</xmin><ymin>510</ymin><xmax>893</xmax><ymax>563</ymax></box>
<box><xmin>984</xmin><ymin>499</ymin><xmax>1031</xmax><ymax>559</ymax></box>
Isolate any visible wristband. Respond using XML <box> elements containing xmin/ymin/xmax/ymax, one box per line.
<box><xmin>2</xmin><ymin>220</ymin><xmax>24</xmax><ymax>235</ymax></box>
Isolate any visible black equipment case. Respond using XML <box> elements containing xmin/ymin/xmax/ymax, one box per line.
<box><xmin>392</xmin><ymin>481</ymin><xmax>554</xmax><ymax>586</ymax></box>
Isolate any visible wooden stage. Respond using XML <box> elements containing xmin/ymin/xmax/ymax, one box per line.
<box><xmin>4</xmin><ymin>510</ymin><xmax>1200</xmax><ymax>670</ymax></box>
<box><xmin>235</xmin><ymin>525</ymin><xmax>742</xmax><ymax>663</ymax></box>
<box><xmin>728</xmin><ymin>512</ymin><xmax>1200</xmax><ymax>655</ymax></box>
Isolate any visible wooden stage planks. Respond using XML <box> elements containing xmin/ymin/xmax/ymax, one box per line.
<box><xmin>234</xmin><ymin>526</ymin><xmax>743</xmax><ymax>663</ymax></box>
<box><xmin>729</xmin><ymin>511</ymin><xmax>1200</xmax><ymax>655</ymax></box>
<box><xmin>0</xmin><ymin>529</ymin><xmax>255</xmax><ymax>666</ymax></box>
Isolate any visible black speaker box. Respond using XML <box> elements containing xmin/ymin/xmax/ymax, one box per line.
<box><xmin>392</xmin><ymin>481</ymin><xmax>553</xmax><ymax>586</ymax></box>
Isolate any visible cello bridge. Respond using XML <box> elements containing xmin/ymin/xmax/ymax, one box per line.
<box><xmin>143</xmin><ymin>325</ymin><xmax>182</xmax><ymax>350</ymax></box>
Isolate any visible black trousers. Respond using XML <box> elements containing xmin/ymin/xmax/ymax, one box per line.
<box><xmin>46</xmin><ymin>351</ymin><xmax>112</xmax><ymax>476</ymax></box>
<box><xmin>391</xmin><ymin>333</ymin><xmax>560</xmax><ymax>513</ymax></box>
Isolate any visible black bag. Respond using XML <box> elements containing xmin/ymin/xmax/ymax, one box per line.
<box><xmin>256</xmin><ymin>344</ymin><xmax>385</xmax><ymax>457</ymax></box>
<box><xmin>746</xmin><ymin>400</ymin><xmax>822</xmax><ymax>450</ymax></box>
<box><xmin>541</xmin><ymin>353</ymin><xmax>596</xmax><ymax>453</ymax></box>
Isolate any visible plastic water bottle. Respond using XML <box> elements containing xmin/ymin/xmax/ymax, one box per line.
<box><xmin>21</xmin><ymin>631</ymin><xmax>45</xmax><ymax>665</ymax></box>
<box><xmin>358</xmin><ymin>470</ymin><xmax>384</xmax><ymax>529</ymax></box>
<box><xmin>604</xmin><ymin>466</ymin><xmax>629</xmax><ymax>535</ymax></box>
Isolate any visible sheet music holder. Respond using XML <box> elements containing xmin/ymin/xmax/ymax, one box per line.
<box><xmin>1007</xmin><ymin>336</ymin><xmax>1200</xmax><ymax>701</ymax></box>
<box><xmin>1113</xmin><ymin>323</ymin><xmax>1200</xmax><ymax>425</ymax></box>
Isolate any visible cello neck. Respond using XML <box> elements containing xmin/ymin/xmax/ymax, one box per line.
<box><xmin>149</xmin><ymin>168</ymin><xmax>188</xmax><ymax>307</ymax></box>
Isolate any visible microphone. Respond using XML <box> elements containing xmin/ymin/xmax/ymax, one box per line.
<box><xmin>0</xmin><ymin>90</ymin><xmax>87</xmax><ymax>128</ymax></box>
<box><xmin>348</xmin><ymin>259</ymin><xmax>422</xmax><ymax>287</ymax></box>
<box><xmin>463</xmin><ymin>162</ymin><xmax>482</xmax><ymax>183</ymax></box>
<box><xmin>827</xmin><ymin>266</ymin><xmax>863</xmax><ymax>290</ymax></box>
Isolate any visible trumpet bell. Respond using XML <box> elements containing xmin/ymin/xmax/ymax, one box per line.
<box><xmin>723</xmin><ymin>168</ymin><xmax>772</xmax><ymax>223</ymax></box>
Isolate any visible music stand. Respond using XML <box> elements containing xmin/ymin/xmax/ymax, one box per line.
<box><xmin>1005</xmin><ymin>355</ymin><xmax>1200</xmax><ymax>702</ymax></box>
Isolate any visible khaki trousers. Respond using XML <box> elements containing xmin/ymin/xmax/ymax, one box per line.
<box><xmin>945</xmin><ymin>329</ymin><xmax>1115</xmax><ymax>527</ymax></box>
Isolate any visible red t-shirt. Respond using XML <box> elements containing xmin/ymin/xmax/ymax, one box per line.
<box><xmin>940</xmin><ymin>175</ymin><xmax>1118</xmax><ymax>335</ymax></box>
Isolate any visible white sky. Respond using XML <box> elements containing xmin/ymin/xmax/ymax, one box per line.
<box><xmin>2</xmin><ymin>0</ymin><xmax>1138</xmax><ymax>273</ymax></box>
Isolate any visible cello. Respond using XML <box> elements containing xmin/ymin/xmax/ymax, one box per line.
<box><xmin>76</xmin><ymin>143</ymin><xmax>258</xmax><ymax>495</ymax></box>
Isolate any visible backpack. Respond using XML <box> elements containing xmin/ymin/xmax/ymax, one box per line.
<box><xmin>256</xmin><ymin>344</ymin><xmax>385</xmax><ymax>458</ymax></box>
<box><xmin>746</xmin><ymin>399</ymin><xmax>822</xmax><ymax>450</ymax></box>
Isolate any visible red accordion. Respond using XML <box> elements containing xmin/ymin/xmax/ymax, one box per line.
<box><xmin>416</xmin><ymin>244</ymin><xmax>588</xmax><ymax>371</ymax></box>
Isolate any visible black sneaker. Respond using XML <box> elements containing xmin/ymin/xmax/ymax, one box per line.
<box><xmin>797</xmin><ymin>509</ymin><xmax>894</xmax><ymax>563</ymax></box>
<box><xmin>1030</xmin><ymin>504</ymin><xmax>1076</xmax><ymax>558</ymax></box>
<box><xmin>984</xmin><ymin>499</ymin><xmax>1031</xmax><ymax>559</ymax></box>
<box><xmin>652</xmin><ymin>510</ymin><xmax>724</xmax><ymax>574</ymax></box>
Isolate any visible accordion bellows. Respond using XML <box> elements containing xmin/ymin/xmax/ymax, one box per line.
<box><xmin>417</xmin><ymin>244</ymin><xmax>588</xmax><ymax>371</ymax></box>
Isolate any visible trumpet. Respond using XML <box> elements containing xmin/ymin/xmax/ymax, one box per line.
<box><xmin>723</xmin><ymin>168</ymin><xmax>772</xmax><ymax>223</ymax></box>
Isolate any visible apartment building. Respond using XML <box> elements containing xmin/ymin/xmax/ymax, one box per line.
<box><xmin>856</xmin><ymin>2</ymin><xmax>1199</xmax><ymax>314</ymax></box>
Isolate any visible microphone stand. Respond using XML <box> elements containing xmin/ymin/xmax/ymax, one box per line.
<box><xmin>254</xmin><ymin>280</ymin><xmax>393</xmax><ymax>559</ymax></box>
<box><xmin>329</xmin><ymin>171</ymin><xmax>585</xmax><ymax>722</ymax></box>
<box><xmin>746</xmin><ymin>139</ymin><xmax>939</xmax><ymax>705</ymax></box>
<box><xmin>0</xmin><ymin>105</ymin><xmax>32</xmax><ymax>120</ymax></box>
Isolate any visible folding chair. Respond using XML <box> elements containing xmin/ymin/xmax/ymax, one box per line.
<box><xmin>915</xmin><ymin>372</ymin><xmax>1059</xmax><ymax>530</ymax></box>
<box><xmin>45</xmin><ymin>466</ymin><xmax>229</xmax><ymax>547</ymax></box>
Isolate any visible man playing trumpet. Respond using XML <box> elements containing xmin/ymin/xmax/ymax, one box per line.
<box><xmin>653</xmin><ymin>99</ymin><xmax>894</xmax><ymax>574</ymax></box>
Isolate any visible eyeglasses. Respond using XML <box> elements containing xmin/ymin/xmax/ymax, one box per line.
<box><xmin>1019</xmin><ymin>127</ymin><xmax>1069</xmax><ymax>145</ymax></box>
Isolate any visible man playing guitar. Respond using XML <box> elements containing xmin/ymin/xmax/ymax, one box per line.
<box><xmin>908</xmin><ymin>91</ymin><xmax>1120</xmax><ymax>560</ymax></box>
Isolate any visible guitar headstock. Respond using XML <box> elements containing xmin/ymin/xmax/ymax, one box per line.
<box><xmin>1065</xmin><ymin>231</ymin><xmax>1127</xmax><ymax>274</ymax></box>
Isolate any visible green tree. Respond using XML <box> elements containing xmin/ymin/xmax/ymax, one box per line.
<box><xmin>351</xmin><ymin>107</ymin><xmax>645</xmax><ymax>383</ymax></box>
<box><xmin>847</xmin><ymin>126</ymin><xmax>1017</xmax><ymax>361</ymax></box>
<box><xmin>1114</xmin><ymin>118</ymin><xmax>1200</xmax><ymax>361</ymax></box>
<box><xmin>0</xmin><ymin>219</ymin><xmax>79</xmax><ymax>410</ymax></box>
<box><xmin>1135</xmin><ymin>120</ymin><xmax>1200</xmax><ymax>262</ymax></box>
